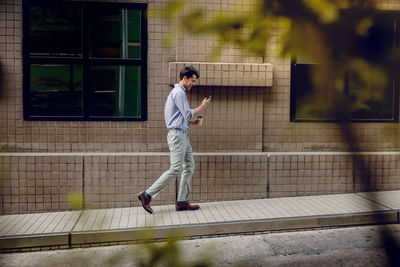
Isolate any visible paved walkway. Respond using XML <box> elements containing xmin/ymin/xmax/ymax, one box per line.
<box><xmin>1</xmin><ymin>190</ymin><xmax>400</xmax><ymax>252</ymax></box>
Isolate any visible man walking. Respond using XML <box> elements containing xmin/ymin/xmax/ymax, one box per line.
<box><xmin>138</xmin><ymin>66</ymin><xmax>211</xmax><ymax>214</ymax></box>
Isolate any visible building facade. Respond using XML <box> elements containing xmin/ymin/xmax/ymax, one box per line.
<box><xmin>1</xmin><ymin>0</ymin><xmax>400</xmax><ymax>215</ymax></box>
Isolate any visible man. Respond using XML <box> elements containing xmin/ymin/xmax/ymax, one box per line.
<box><xmin>137</xmin><ymin>66</ymin><xmax>212</xmax><ymax>214</ymax></box>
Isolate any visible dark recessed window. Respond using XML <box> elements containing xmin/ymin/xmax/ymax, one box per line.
<box><xmin>23</xmin><ymin>1</ymin><xmax>147</xmax><ymax>121</ymax></box>
<box><xmin>291</xmin><ymin>13</ymin><xmax>398</xmax><ymax>122</ymax></box>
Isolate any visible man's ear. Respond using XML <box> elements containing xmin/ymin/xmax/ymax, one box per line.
<box><xmin>182</xmin><ymin>76</ymin><xmax>189</xmax><ymax>83</ymax></box>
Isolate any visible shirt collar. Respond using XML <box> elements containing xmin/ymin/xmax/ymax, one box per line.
<box><xmin>175</xmin><ymin>83</ymin><xmax>186</xmax><ymax>92</ymax></box>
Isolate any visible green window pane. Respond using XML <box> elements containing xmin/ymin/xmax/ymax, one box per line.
<box><xmin>128</xmin><ymin>44</ymin><xmax>141</xmax><ymax>58</ymax></box>
<box><xmin>128</xmin><ymin>10</ymin><xmax>141</xmax><ymax>42</ymax></box>
<box><xmin>25</xmin><ymin>2</ymin><xmax>146</xmax><ymax>120</ymax></box>
<box><xmin>292</xmin><ymin>14</ymin><xmax>396</xmax><ymax>121</ymax></box>
<box><xmin>29</xmin><ymin>6</ymin><xmax>82</xmax><ymax>56</ymax></box>
<box><xmin>347</xmin><ymin>15</ymin><xmax>395</xmax><ymax>120</ymax></box>
<box><xmin>128</xmin><ymin>10</ymin><xmax>141</xmax><ymax>58</ymax></box>
<box><xmin>88</xmin><ymin>65</ymin><xmax>141</xmax><ymax>117</ymax></box>
<box><xmin>30</xmin><ymin>64</ymin><xmax>83</xmax><ymax>116</ymax></box>
<box><xmin>89</xmin><ymin>9</ymin><xmax>141</xmax><ymax>59</ymax></box>
<box><xmin>292</xmin><ymin>64</ymin><xmax>331</xmax><ymax>120</ymax></box>
<box><xmin>293</xmin><ymin>64</ymin><xmax>394</xmax><ymax>121</ymax></box>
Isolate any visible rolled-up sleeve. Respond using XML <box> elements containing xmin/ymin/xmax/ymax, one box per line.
<box><xmin>174</xmin><ymin>90</ymin><xmax>194</xmax><ymax>120</ymax></box>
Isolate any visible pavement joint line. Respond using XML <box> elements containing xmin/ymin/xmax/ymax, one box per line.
<box><xmin>69</xmin><ymin>210</ymin><xmax>85</xmax><ymax>231</ymax></box>
<box><xmin>68</xmin><ymin>233</ymin><xmax>72</xmax><ymax>249</ymax></box>
<box><xmin>68</xmin><ymin>210</ymin><xmax>85</xmax><ymax>248</ymax></box>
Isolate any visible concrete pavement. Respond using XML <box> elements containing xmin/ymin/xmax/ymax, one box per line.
<box><xmin>1</xmin><ymin>190</ymin><xmax>400</xmax><ymax>253</ymax></box>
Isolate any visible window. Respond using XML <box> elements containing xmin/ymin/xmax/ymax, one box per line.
<box><xmin>23</xmin><ymin>1</ymin><xmax>147</xmax><ymax>121</ymax></box>
<box><xmin>290</xmin><ymin>13</ymin><xmax>398</xmax><ymax>122</ymax></box>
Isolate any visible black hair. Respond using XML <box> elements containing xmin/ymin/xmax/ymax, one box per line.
<box><xmin>179</xmin><ymin>66</ymin><xmax>200</xmax><ymax>80</ymax></box>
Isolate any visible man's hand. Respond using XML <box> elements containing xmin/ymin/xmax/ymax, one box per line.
<box><xmin>193</xmin><ymin>96</ymin><xmax>212</xmax><ymax>117</ymax></box>
<box><xmin>201</xmin><ymin>96</ymin><xmax>212</xmax><ymax>108</ymax></box>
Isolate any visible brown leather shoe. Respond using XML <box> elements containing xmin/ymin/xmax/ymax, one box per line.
<box><xmin>175</xmin><ymin>201</ymin><xmax>200</xmax><ymax>211</ymax></box>
<box><xmin>137</xmin><ymin>191</ymin><xmax>153</xmax><ymax>214</ymax></box>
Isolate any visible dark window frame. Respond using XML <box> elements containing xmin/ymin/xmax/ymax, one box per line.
<box><xmin>22</xmin><ymin>0</ymin><xmax>148</xmax><ymax>121</ymax></box>
<box><xmin>290</xmin><ymin>13</ymin><xmax>399</xmax><ymax>123</ymax></box>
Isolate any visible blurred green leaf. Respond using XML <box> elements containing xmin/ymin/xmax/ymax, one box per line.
<box><xmin>356</xmin><ymin>17</ymin><xmax>374</xmax><ymax>35</ymax></box>
<box><xmin>303</xmin><ymin>0</ymin><xmax>339</xmax><ymax>23</ymax></box>
<box><xmin>67</xmin><ymin>192</ymin><xmax>84</xmax><ymax>210</ymax></box>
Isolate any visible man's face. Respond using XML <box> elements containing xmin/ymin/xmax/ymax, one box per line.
<box><xmin>183</xmin><ymin>75</ymin><xmax>197</xmax><ymax>91</ymax></box>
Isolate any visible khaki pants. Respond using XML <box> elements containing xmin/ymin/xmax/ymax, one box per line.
<box><xmin>146</xmin><ymin>129</ymin><xmax>195</xmax><ymax>202</ymax></box>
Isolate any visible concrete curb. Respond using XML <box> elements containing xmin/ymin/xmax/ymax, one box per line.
<box><xmin>69</xmin><ymin>211</ymin><xmax>398</xmax><ymax>246</ymax></box>
<box><xmin>0</xmin><ymin>233</ymin><xmax>69</xmax><ymax>249</ymax></box>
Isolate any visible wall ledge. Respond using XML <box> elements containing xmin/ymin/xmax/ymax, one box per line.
<box><xmin>1</xmin><ymin>151</ymin><xmax>399</xmax><ymax>157</ymax></box>
<box><xmin>169</xmin><ymin>62</ymin><xmax>273</xmax><ymax>87</ymax></box>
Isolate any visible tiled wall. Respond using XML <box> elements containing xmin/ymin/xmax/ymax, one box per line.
<box><xmin>269</xmin><ymin>154</ymin><xmax>354</xmax><ymax>197</ymax></box>
<box><xmin>0</xmin><ymin>0</ymin><xmax>400</xmax><ymax>153</ymax></box>
<box><xmin>169</xmin><ymin>62</ymin><xmax>273</xmax><ymax>87</ymax></box>
<box><xmin>354</xmin><ymin>154</ymin><xmax>400</xmax><ymax>191</ymax></box>
<box><xmin>0</xmin><ymin>153</ymin><xmax>268</xmax><ymax>214</ymax></box>
<box><xmin>0</xmin><ymin>156</ymin><xmax>83</xmax><ymax>215</ymax></box>
<box><xmin>189</xmin><ymin>86</ymin><xmax>264</xmax><ymax>151</ymax></box>
<box><xmin>3</xmin><ymin>153</ymin><xmax>400</xmax><ymax>215</ymax></box>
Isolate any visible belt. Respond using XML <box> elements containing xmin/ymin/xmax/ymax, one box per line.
<box><xmin>169</xmin><ymin>129</ymin><xmax>188</xmax><ymax>133</ymax></box>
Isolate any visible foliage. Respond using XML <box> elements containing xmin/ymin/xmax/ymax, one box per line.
<box><xmin>67</xmin><ymin>192</ymin><xmax>84</xmax><ymax>210</ymax></box>
<box><xmin>158</xmin><ymin>0</ymin><xmax>400</xmax><ymax>121</ymax></box>
<box><xmin>136</xmin><ymin>236</ymin><xmax>212</xmax><ymax>267</ymax></box>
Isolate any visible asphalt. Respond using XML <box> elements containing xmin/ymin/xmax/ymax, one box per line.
<box><xmin>1</xmin><ymin>224</ymin><xmax>399</xmax><ymax>266</ymax></box>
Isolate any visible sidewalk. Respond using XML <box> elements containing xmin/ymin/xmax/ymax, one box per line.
<box><xmin>1</xmin><ymin>190</ymin><xmax>400</xmax><ymax>252</ymax></box>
